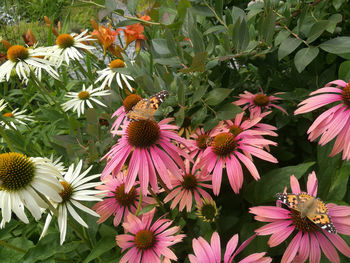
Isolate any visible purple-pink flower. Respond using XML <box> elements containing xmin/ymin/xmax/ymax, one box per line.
<box><xmin>116</xmin><ymin>208</ymin><xmax>185</xmax><ymax>263</ymax></box>
<box><xmin>295</xmin><ymin>79</ymin><xmax>350</xmax><ymax>160</ymax></box>
<box><xmin>163</xmin><ymin>160</ymin><xmax>212</xmax><ymax>212</ymax></box>
<box><xmin>93</xmin><ymin>172</ymin><xmax>155</xmax><ymax>226</ymax></box>
<box><xmin>250</xmin><ymin>172</ymin><xmax>350</xmax><ymax>263</ymax></box>
<box><xmin>188</xmin><ymin>232</ymin><xmax>271</xmax><ymax>263</ymax></box>
<box><xmin>102</xmin><ymin>118</ymin><xmax>191</xmax><ymax>194</ymax></box>
<box><xmin>234</xmin><ymin>88</ymin><xmax>287</xmax><ymax>115</ymax></box>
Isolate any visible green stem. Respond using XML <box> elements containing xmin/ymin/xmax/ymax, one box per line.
<box><xmin>148</xmin><ymin>186</ymin><xmax>167</xmax><ymax>214</ymax></box>
<box><xmin>0</xmin><ymin>240</ymin><xmax>27</xmax><ymax>253</ymax></box>
<box><xmin>204</xmin><ymin>1</ymin><xmax>228</xmax><ymax>31</ymax></box>
<box><xmin>67</xmin><ymin>220</ymin><xmax>92</xmax><ymax>249</ymax></box>
<box><xmin>135</xmin><ymin>189</ymin><xmax>142</xmax><ymax>216</ymax></box>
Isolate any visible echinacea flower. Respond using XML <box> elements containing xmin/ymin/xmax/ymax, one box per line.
<box><xmin>102</xmin><ymin>118</ymin><xmax>191</xmax><ymax>195</ymax></box>
<box><xmin>50</xmin><ymin>30</ymin><xmax>95</xmax><ymax>66</ymax></box>
<box><xmin>197</xmin><ymin>124</ymin><xmax>277</xmax><ymax>195</ymax></box>
<box><xmin>93</xmin><ymin>172</ymin><xmax>155</xmax><ymax>226</ymax></box>
<box><xmin>189</xmin><ymin>232</ymin><xmax>272</xmax><ymax>263</ymax></box>
<box><xmin>195</xmin><ymin>197</ymin><xmax>219</xmax><ymax>223</ymax></box>
<box><xmin>250</xmin><ymin>172</ymin><xmax>350</xmax><ymax>263</ymax></box>
<box><xmin>189</xmin><ymin>127</ymin><xmax>215</xmax><ymax>163</ymax></box>
<box><xmin>110</xmin><ymin>94</ymin><xmax>142</xmax><ymax>135</ymax></box>
<box><xmin>116</xmin><ymin>208</ymin><xmax>185</xmax><ymax>263</ymax></box>
<box><xmin>164</xmin><ymin>160</ymin><xmax>212</xmax><ymax>212</ymax></box>
<box><xmin>0</xmin><ymin>152</ymin><xmax>63</xmax><ymax>227</ymax></box>
<box><xmin>40</xmin><ymin>160</ymin><xmax>102</xmax><ymax>244</ymax></box>
<box><xmin>295</xmin><ymin>79</ymin><xmax>350</xmax><ymax>160</ymax></box>
<box><xmin>234</xmin><ymin>87</ymin><xmax>287</xmax><ymax>115</ymax></box>
<box><xmin>95</xmin><ymin>59</ymin><xmax>134</xmax><ymax>91</ymax></box>
<box><xmin>61</xmin><ymin>84</ymin><xmax>110</xmax><ymax>117</ymax></box>
<box><xmin>0</xmin><ymin>44</ymin><xmax>58</xmax><ymax>82</ymax></box>
<box><xmin>1</xmin><ymin>107</ymin><xmax>34</xmax><ymax>130</ymax></box>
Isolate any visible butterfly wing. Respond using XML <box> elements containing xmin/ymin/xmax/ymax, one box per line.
<box><xmin>308</xmin><ymin>199</ymin><xmax>337</xmax><ymax>234</ymax></box>
<box><xmin>276</xmin><ymin>193</ymin><xmax>300</xmax><ymax>210</ymax></box>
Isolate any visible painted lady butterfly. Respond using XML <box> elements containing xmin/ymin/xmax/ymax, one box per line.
<box><xmin>126</xmin><ymin>90</ymin><xmax>168</xmax><ymax>121</ymax></box>
<box><xmin>276</xmin><ymin>192</ymin><xmax>336</xmax><ymax>234</ymax></box>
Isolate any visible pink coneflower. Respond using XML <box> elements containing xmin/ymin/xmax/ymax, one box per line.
<box><xmin>197</xmin><ymin>125</ymin><xmax>278</xmax><ymax>195</ymax></box>
<box><xmin>188</xmin><ymin>232</ymin><xmax>272</xmax><ymax>263</ymax></box>
<box><xmin>295</xmin><ymin>79</ymin><xmax>350</xmax><ymax>160</ymax></box>
<box><xmin>163</xmin><ymin>160</ymin><xmax>212</xmax><ymax>212</ymax></box>
<box><xmin>250</xmin><ymin>172</ymin><xmax>350</xmax><ymax>263</ymax></box>
<box><xmin>116</xmin><ymin>208</ymin><xmax>185</xmax><ymax>263</ymax></box>
<box><xmin>93</xmin><ymin>172</ymin><xmax>155</xmax><ymax>226</ymax></box>
<box><xmin>234</xmin><ymin>87</ymin><xmax>287</xmax><ymax>115</ymax></box>
<box><xmin>102</xmin><ymin>118</ymin><xmax>191</xmax><ymax>195</ymax></box>
<box><xmin>110</xmin><ymin>94</ymin><xmax>142</xmax><ymax>135</ymax></box>
<box><xmin>189</xmin><ymin>127</ymin><xmax>215</xmax><ymax>164</ymax></box>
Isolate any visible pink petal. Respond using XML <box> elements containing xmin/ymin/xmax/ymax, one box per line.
<box><xmin>250</xmin><ymin>206</ymin><xmax>291</xmax><ymax>219</ymax></box>
<box><xmin>212</xmin><ymin>158</ymin><xmax>223</xmax><ymax>195</ymax></box>
<box><xmin>281</xmin><ymin>231</ymin><xmax>302</xmax><ymax>263</ymax></box>
<box><xmin>325</xmin><ymin>80</ymin><xmax>347</xmax><ymax>87</ymax></box>
<box><xmin>226</xmin><ymin>155</ymin><xmax>243</xmax><ymax>194</ymax></box>
<box><xmin>294</xmin><ymin>232</ymin><xmax>309</xmax><ymax>263</ymax></box>
<box><xmin>309</xmin><ymin>87</ymin><xmax>343</xmax><ymax>95</ymax></box>
<box><xmin>224</xmin><ymin>234</ymin><xmax>238</xmax><ymax>263</ymax></box>
<box><xmin>235</xmin><ymin>152</ymin><xmax>260</xmax><ymax>180</ymax></box>
<box><xmin>307</xmin><ymin>171</ymin><xmax>318</xmax><ymax>196</ymax></box>
<box><xmin>309</xmin><ymin>233</ymin><xmax>321</xmax><ymax>263</ymax></box>
<box><xmin>316</xmin><ymin>231</ymin><xmax>340</xmax><ymax>263</ymax></box>
<box><xmin>255</xmin><ymin>220</ymin><xmax>292</xmax><ymax>235</ymax></box>
<box><xmin>295</xmin><ymin>94</ymin><xmax>341</xmax><ymax>114</ymax></box>
<box><xmin>210</xmin><ymin>232</ymin><xmax>221</xmax><ymax>263</ymax></box>
<box><xmin>324</xmin><ymin>231</ymin><xmax>350</xmax><ymax>258</ymax></box>
<box><xmin>268</xmin><ymin>226</ymin><xmax>295</xmax><ymax>247</ymax></box>
<box><xmin>290</xmin><ymin>175</ymin><xmax>301</xmax><ymax>194</ymax></box>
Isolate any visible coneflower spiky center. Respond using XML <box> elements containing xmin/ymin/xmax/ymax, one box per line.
<box><xmin>114</xmin><ymin>183</ymin><xmax>137</xmax><ymax>207</ymax></box>
<box><xmin>7</xmin><ymin>45</ymin><xmax>29</xmax><ymax>62</ymax></box>
<box><xmin>123</xmin><ymin>94</ymin><xmax>142</xmax><ymax>112</ymax></box>
<box><xmin>196</xmin><ymin>134</ymin><xmax>211</xmax><ymax>150</ymax></box>
<box><xmin>134</xmin><ymin>229</ymin><xmax>156</xmax><ymax>249</ymax></box>
<box><xmin>229</xmin><ymin>125</ymin><xmax>243</xmax><ymax>136</ymax></box>
<box><xmin>0</xmin><ymin>152</ymin><xmax>35</xmax><ymax>191</ymax></box>
<box><xmin>182</xmin><ymin>174</ymin><xmax>197</xmax><ymax>190</ymax></box>
<box><xmin>78</xmin><ymin>91</ymin><xmax>90</xmax><ymax>100</ymax></box>
<box><xmin>56</xmin><ymin>34</ymin><xmax>75</xmax><ymax>48</ymax></box>
<box><xmin>127</xmin><ymin>120</ymin><xmax>160</xmax><ymax>148</ymax></box>
<box><xmin>59</xmin><ymin>181</ymin><xmax>74</xmax><ymax>203</ymax></box>
<box><xmin>290</xmin><ymin>209</ymin><xmax>319</xmax><ymax>233</ymax></box>
<box><xmin>212</xmin><ymin>132</ymin><xmax>236</xmax><ymax>156</ymax></box>
<box><xmin>2</xmin><ymin>112</ymin><xmax>14</xmax><ymax>118</ymax></box>
<box><xmin>109</xmin><ymin>59</ymin><xmax>125</xmax><ymax>69</ymax></box>
<box><xmin>342</xmin><ymin>83</ymin><xmax>350</xmax><ymax>106</ymax></box>
<box><xmin>254</xmin><ymin>94</ymin><xmax>270</xmax><ymax>106</ymax></box>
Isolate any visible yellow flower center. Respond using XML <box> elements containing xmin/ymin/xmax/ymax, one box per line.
<box><xmin>123</xmin><ymin>94</ymin><xmax>142</xmax><ymax>112</ymax></box>
<box><xmin>7</xmin><ymin>45</ymin><xmax>29</xmax><ymax>62</ymax></box>
<box><xmin>59</xmin><ymin>181</ymin><xmax>73</xmax><ymax>203</ymax></box>
<box><xmin>342</xmin><ymin>83</ymin><xmax>350</xmax><ymax>105</ymax></box>
<box><xmin>182</xmin><ymin>174</ymin><xmax>197</xmax><ymax>190</ymax></box>
<box><xmin>0</xmin><ymin>152</ymin><xmax>35</xmax><ymax>191</ymax></box>
<box><xmin>229</xmin><ymin>125</ymin><xmax>243</xmax><ymax>136</ymax></box>
<box><xmin>253</xmin><ymin>94</ymin><xmax>270</xmax><ymax>106</ymax></box>
<box><xmin>78</xmin><ymin>91</ymin><xmax>90</xmax><ymax>100</ymax></box>
<box><xmin>56</xmin><ymin>34</ymin><xmax>75</xmax><ymax>48</ymax></box>
<box><xmin>290</xmin><ymin>209</ymin><xmax>319</xmax><ymax>233</ymax></box>
<box><xmin>109</xmin><ymin>59</ymin><xmax>125</xmax><ymax>69</ymax></box>
<box><xmin>196</xmin><ymin>134</ymin><xmax>210</xmax><ymax>150</ymax></box>
<box><xmin>134</xmin><ymin>229</ymin><xmax>156</xmax><ymax>250</ymax></box>
<box><xmin>114</xmin><ymin>183</ymin><xmax>137</xmax><ymax>207</ymax></box>
<box><xmin>212</xmin><ymin>132</ymin><xmax>237</xmax><ymax>156</ymax></box>
<box><xmin>127</xmin><ymin>120</ymin><xmax>160</xmax><ymax>148</ymax></box>
<box><xmin>2</xmin><ymin>112</ymin><xmax>14</xmax><ymax>118</ymax></box>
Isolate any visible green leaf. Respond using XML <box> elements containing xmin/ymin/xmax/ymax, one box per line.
<box><xmin>153</xmin><ymin>57</ymin><xmax>182</xmax><ymax>67</ymax></box>
<box><xmin>177</xmin><ymin>83</ymin><xmax>185</xmax><ymax>105</ymax></box>
<box><xmin>189</xmin><ymin>27</ymin><xmax>204</xmax><ymax>54</ymax></box>
<box><xmin>204</xmin><ymin>118</ymin><xmax>219</xmax><ymax>131</ymax></box>
<box><xmin>0</xmin><ymin>237</ymin><xmax>34</xmax><ymax>263</ymax></box>
<box><xmin>320</xmin><ymin>37</ymin><xmax>350</xmax><ymax>55</ymax></box>
<box><xmin>177</xmin><ymin>0</ymin><xmax>191</xmax><ymax>19</ymax></box>
<box><xmin>259</xmin><ymin>10</ymin><xmax>276</xmax><ymax>45</ymax></box>
<box><xmin>192</xmin><ymin>86</ymin><xmax>208</xmax><ymax>104</ymax></box>
<box><xmin>328</xmin><ymin>164</ymin><xmax>350</xmax><ymax>200</ymax></box>
<box><xmin>306</xmin><ymin>20</ymin><xmax>329</xmax><ymax>44</ymax></box>
<box><xmin>244</xmin><ymin>162</ymin><xmax>315</xmax><ymax>204</ymax></box>
<box><xmin>278</xmin><ymin>37</ymin><xmax>302</xmax><ymax>61</ymax></box>
<box><xmin>190</xmin><ymin>6</ymin><xmax>215</xmax><ymax>17</ymax></box>
<box><xmin>83</xmin><ymin>236</ymin><xmax>117</xmax><ymax>263</ymax></box>
<box><xmin>203</xmin><ymin>25</ymin><xmax>226</xmax><ymax>35</ymax></box>
<box><xmin>192</xmin><ymin>107</ymin><xmax>207</xmax><ymax>127</ymax></box>
<box><xmin>138</xmin><ymin>204</ymin><xmax>157</xmax><ymax>215</ymax></box>
<box><xmin>215</xmin><ymin>0</ymin><xmax>223</xmax><ymax>19</ymax></box>
<box><xmin>179</xmin><ymin>52</ymin><xmax>208</xmax><ymax>73</ymax></box>
<box><xmin>274</xmin><ymin>30</ymin><xmax>290</xmax><ymax>46</ymax></box>
<box><xmin>174</xmin><ymin>108</ymin><xmax>185</xmax><ymax>127</ymax></box>
<box><xmin>294</xmin><ymin>47</ymin><xmax>319</xmax><ymax>73</ymax></box>
<box><xmin>114</xmin><ymin>19</ymin><xmax>139</xmax><ymax>27</ymax></box>
<box><xmin>152</xmin><ymin>39</ymin><xmax>171</xmax><ymax>55</ymax></box>
<box><xmin>127</xmin><ymin>0</ymin><xmax>138</xmax><ymax>14</ymax></box>
<box><xmin>339</xmin><ymin>61</ymin><xmax>350</xmax><ymax>81</ymax></box>
<box><xmin>231</xmin><ymin>17</ymin><xmax>249</xmax><ymax>51</ymax></box>
<box><xmin>216</xmin><ymin>103</ymin><xmax>243</xmax><ymax>120</ymax></box>
<box><xmin>105</xmin><ymin>0</ymin><xmax>118</xmax><ymax>11</ymax></box>
<box><xmin>205</xmin><ymin>88</ymin><xmax>232</xmax><ymax>106</ymax></box>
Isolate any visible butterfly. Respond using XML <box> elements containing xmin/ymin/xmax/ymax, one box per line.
<box><xmin>276</xmin><ymin>192</ymin><xmax>336</xmax><ymax>234</ymax></box>
<box><xmin>126</xmin><ymin>90</ymin><xmax>168</xmax><ymax>121</ymax></box>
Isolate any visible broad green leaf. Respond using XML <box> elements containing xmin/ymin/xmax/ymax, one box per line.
<box><xmin>192</xmin><ymin>86</ymin><xmax>208</xmax><ymax>104</ymax></box>
<box><xmin>231</xmin><ymin>6</ymin><xmax>246</xmax><ymax>24</ymax></box>
<box><xmin>244</xmin><ymin>162</ymin><xmax>315</xmax><ymax>204</ymax></box>
<box><xmin>138</xmin><ymin>204</ymin><xmax>157</xmax><ymax>215</ymax></box>
<box><xmin>204</xmin><ymin>118</ymin><xmax>219</xmax><ymax>131</ymax></box>
<box><xmin>105</xmin><ymin>0</ymin><xmax>118</xmax><ymax>11</ymax></box>
<box><xmin>152</xmin><ymin>39</ymin><xmax>171</xmax><ymax>55</ymax></box>
<box><xmin>326</xmin><ymin>14</ymin><xmax>342</xmax><ymax>33</ymax></box>
<box><xmin>216</xmin><ymin>103</ymin><xmax>243</xmax><ymax>120</ymax></box>
<box><xmin>154</xmin><ymin>57</ymin><xmax>182</xmax><ymax>67</ymax></box>
<box><xmin>127</xmin><ymin>0</ymin><xmax>137</xmax><ymax>14</ymax></box>
<box><xmin>231</xmin><ymin>17</ymin><xmax>249</xmax><ymax>51</ymax></box>
<box><xmin>215</xmin><ymin>0</ymin><xmax>223</xmax><ymax>19</ymax></box>
<box><xmin>174</xmin><ymin>108</ymin><xmax>185</xmax><ymax>127</ymax></box>
<box><xmin>274</xmin><ymin>30</ymin><xmax>290</xmax><ymax>46</ymax></box>
<box><xmin>328</xmin><ymin>164</ymin><xmax>350</xmax><ymax>200</ymax></box>
<box><xmin>294</xmin><ymin>47</ymin><xmax>319</xmax><ymax>73</ymax></box>
<box><xmin>114</xmin><ymin>19</ymin><xmax>139</xmax><ymax>27</ymax></box>
<box><xmin>177</xmin><ymin>0</ymin><xmax>191</xmax><ymax>19</ymax></box>
<box><xmin>83</xmin><ymin>236</ymin><xmax>117</xmax><ymax>263</ymax></box>
<box><xmin>179</xmin><ymin>52</ymin><xmax>208</xmax><ymax>73</ymax></box>
<box><xmin>0</xmin><ymin>237</ymin><xmax>34</xmax><ymax>263</ymax></box>
<box><xmin>320</xmin><ymin>37</ymin><xmax>350</xmax><ymax>54</ymax></box>
<box><xmin>177</xmin><ymin>84</ymin><xmax>185</xmax><ymax>105</ymax></box>
<box><xmin>205</xmin><ymin>88</ymin><xmax>232</xmax><ymax>106</ymax></box>
<box><xmin>190</xmin><ymin>6</ymin><xmax>215</xmax><ymax>17</ymax></box>
<box><xmin>278</xmin><ymin>37</ymin><xmax>302</xmax><ymax>61</ymax></box>
<box><xmin>203</xmin><ymin>25</ymin><xmax>226</xmax><ymax>35</ymax></box>
<box><xmin>339</xmin><ymin>61</ymin><xmax>350</xmax><ymax>81</ymax></box>
<box><xmin>191</xmin><ymin>107</ymin><xmax>207</xmax><ymax>128</ymax></box>
<box><xmin>306</xmin><ymin>20</ymin><xmax>329</xmax><ymax>44</ymax></box>
<box><xmin>189</xmin><ymin>27</ymin><xmax>204</xmax><ymax>54</ymax></box>
<box><xmin>259</xmin><ymin>10</ymin><xmax>276</xmax><ymax>45</ymax></box>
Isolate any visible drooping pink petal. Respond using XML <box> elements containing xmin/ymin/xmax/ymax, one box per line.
<box><xmin>324</xmin><ymin>231</ymin><xmax>350</xmax><ymax>258</ymax></box>
<box><xmin>212</xmin><ymin>158</ymin><xmax>223</xmax><ymax>195</ymax></box>
<box><xmin>294</xmin><ymin>232</ymin><xmax>310</xmax><ymax>263</ymax></box>
<box><xmin>281</xmin><ymin>231</ymin><xmax>302</xmax><ymax>263</ymax></box>
<box><xmin>316</xmin><ymin>231</ymin><xmax>340</xmax><ymax>263</ymax></box>
<box><xmin>224</xmin><ymin>234</ymin><xmax>238</xmax><ymax>263</ymax></box>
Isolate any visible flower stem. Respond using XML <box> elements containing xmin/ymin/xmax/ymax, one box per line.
<box><xmin>135</xmin><ymin>189</ymin><xmax>142</xmax><ymax>216</ymax></box>
<box><xmin>0</xmin><ymin>240</ymin><xmax>27</xmax><ymax>253</ymax></box>
<box><xmin>148</xmin><ymin>186</ymin><xmax>167</xmax><ymax>214</ymax></box>
<box><xmin>67</xmin><ymin>220</ymin><xmax>92</xmax><ymax>249</ymax></box>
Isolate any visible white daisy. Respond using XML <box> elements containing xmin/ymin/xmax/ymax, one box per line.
<box><xmin>50</xmin><ymin>30</ymin><xmax>95</xmax><ymax>66</ymax></box>
<box><xmin>0</xmin><ymin>153</ymin><xmax>63</xmax><ymax>228</ymax></box>
<box><xmin>95</xmin><ymin>59</ymin><xmax>134</xmax><ymax>91</ymax></box>
<box><xmin>0</xmin><ymin>45</ymin><xmax>59</xmax><ymax>82</ymax></box>
<box><xmin>0</xmin><ymin>106</ymin><xmax>34</xmax><ymax>130</ymax></box>
<box><xmin>0</xmin><ymin>99</ymin><xmax>7</xmax><ymax>112</ymax></box>
<box><xmin>40</xmin><ymin>160</ymin><xmax>103</xmax><ymax>244</ymax></box>
<box><xmin>49</xmin><ymin>155</ymin><xmax>66</xmax><ymax>174</ymax></box>
<box><xmin>61</xmin><ymin>84</ymin><xmax>110</xmax><ymax>117</ymax></box>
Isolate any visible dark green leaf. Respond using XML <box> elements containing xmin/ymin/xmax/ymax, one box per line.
<box><xmin>189</xmin><ymin>27</ymin><xmax>204</xmax><ymax>54</ymax></box>
<box><xmin>339</xmin><ymin>61</ymin><xmax>350</xmax><ymax>81</ymax></box>
<box><xmin>127</xmin><ymin>0</ymin><xmax>137</xmax><ymax>14</ymax></box>
<box><xmin>278</xmin><ymin>37</ymin><xmax>302</xmax><ymax>61</ymax></box>
<box><xmin>216</xmin><ymin>103</ymin><xmax>243</xmax><ymax>120</ymax></box>
<box><xmin>174</xmin><ymin>108</ymin><xmax>185</xmax><ymax>127</ymax></box>
<box><xmin>192</xmin><ymin>86</ymin><xmax>208</xmax><ymax>104</ymax></box>
<box><xmin>205</xmin><ymin>88</ymin><xmax>232</xmax><ymax>106</ymax></box>
<box><xmin>274</xmin><ymin>30</ymin><xmax>290</xmax><ymax>46</ymax></box>
<box><xmin>138</xmin><ymin>204</ymin><xmax>157</xmax><ymax>215</ymax></box>
<box><xmin>328</xmin><ymin>164</ymin><xmax>350</xmax><ymax>200</ymax></box>
<box><xmin>177</xmin><ymin>0</ymin><xmax>191</xmax><ymax>19</ymax></box>
<box><xmin>105</xmin><ymin>0</ymin><xmax>118</xmax><ymax>11</ymax></box>
<box><xmin>306</xmin><ymin>20</ymin><xmax>329</xmax><ymax>44</ymax></box>
<box><xmin>320</xmin><ymin>37</ymin><xmax>350</xmax><ymax>54</ymax></box>
<box><xmin>190</xmin><ymin>6</ymin><xmax>215</xmax><ymax>17</ymax></box>
<box><xmin>191</xmin><ymin>107</ymin><xmax>207</xmax><ymax>127</ymax></box>
<box><xmin>153</xmin><ymin>57</ymin><xmax>182</xmax><ymax>67</ymax></box>
<box><xmin>204</xmin><ymin>118</ymin><xmax>219</xmax><ymax>131</ymax></box>
<box><xmin>83</xmin><ymin>236</ymin><xmax>117</xmax><ymax>263</ymax></box>
<box><xmin>179</xmin><ymin>52</ymin><xmax>208</xmax><ymax>73</ymax></box>
<box><xmin>114</xmin><ymin>19</ymin><xmax>139</xmax><ymax>27</ymax></box>
<box><xmin>294</xmin><ymin>47</ymin><xmax>319</xmax><ymax>73</ymax></box>
<box><xmin>0</xmin><ymin>237</ymin><xmax>34</xmax><ymax>263</ymax></box>
<box><xmin>259</xmin><ymin>10</ymin><xmax>276</xmax><ymax>45</ymax></box>
<box><xmin>203</xmin><ymin>25</ymin><xmax>226</xmax><ymax>35</ymax></box>
<box><xmin>152</xmin><ymin>39</ymin><xmax>171</xmax><ymax>55</ymax></box>
<box><xmin>231</xmin><ymin>17</ymin><xmax>249</xmax><ymax>51</ymax></box>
